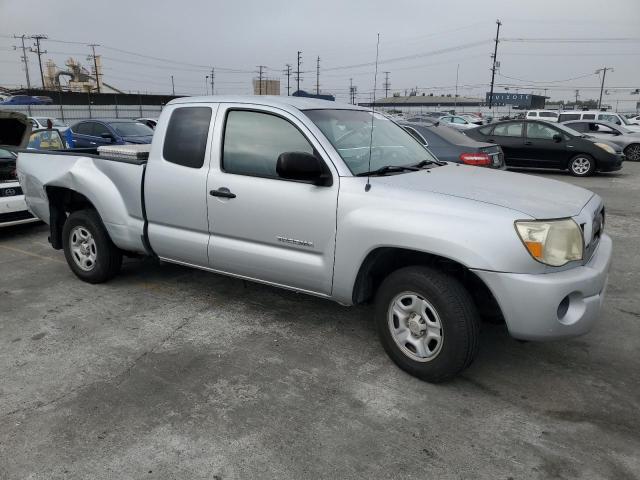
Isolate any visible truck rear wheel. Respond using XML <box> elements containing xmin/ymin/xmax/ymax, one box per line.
<box><xmin>62</xmin><ymin>209</ymin><xmax>122</xmax><ymax>283</ymax></box>
<box><xmin>374</xmin><ymin>266</ymin><xmax>479</xmax><ymax>382</ymax></box>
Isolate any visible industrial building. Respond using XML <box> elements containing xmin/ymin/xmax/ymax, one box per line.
<box><xmin>484</xmin><ymin>92</ymin><xmax>547</xmax><ymax>109</ymax></box>
<box><xmin>252</xmin><ymin>79</ymin><xmax>280</xmax><ymax>95</ymax></box>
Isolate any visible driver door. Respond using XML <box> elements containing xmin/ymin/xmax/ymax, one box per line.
<box><xmin>206</xmin><ymin>104</ymin><xmax>339</xmax><ymax>295</ymax></box>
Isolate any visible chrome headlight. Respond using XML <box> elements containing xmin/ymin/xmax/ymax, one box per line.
<box><xmin>515</xmin><ymin>219</ymin><xmax>583</xmax><ymax>266</ymax></box>
<box><xmin>594</xmin><ymin>142</ymin><xmax>616</xmax><ymax>155</ymax></box>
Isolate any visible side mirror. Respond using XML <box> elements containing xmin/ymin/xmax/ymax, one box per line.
<box><xmin>276</xmin><ymin>152</ymin><xmax>331</xmax><ymax>186</ymax></box>
<box><xmin>552</xmin><ymin>133</ymin><xmax>563</xmax><ymax>143</ymax></box>
<box><xmin>100</xmin><ymin>132</ymin><xmax>114</xmax><ymax>142</ymax></box>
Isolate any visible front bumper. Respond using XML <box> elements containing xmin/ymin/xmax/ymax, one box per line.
<box><xmin>472</xmin><ymin>233</ymin><xmax>612</xmax><ymax>340</ymax></box>
<box><xmin>598</xmin><ymin>153</ymin><xmax>624</xmax><ymax>172</ymax></box>
<box><xmin>0</xmin><ymin>190</ymin><xmax>38</xmax><ymax>227</ymax></box>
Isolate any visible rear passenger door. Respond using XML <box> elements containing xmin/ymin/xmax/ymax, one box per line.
<box><xmin>145</xmin><ymin>104</ymin><xmax>217</xmax><ymax>267</ymax></box>
<box><xmin>487</xmin><ymin>122</ymin><xmax>525</xmax><ymax>166</ymax></box>
<box><xmin>205</xmin><ymin>104</ymin><xmax>339</xmax><ymax>295</ymax></box>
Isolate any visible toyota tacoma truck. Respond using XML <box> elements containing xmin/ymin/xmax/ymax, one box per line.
<box><xmin>17</xmin><ymin>96</ymin><xmax>612</xmax><ymax>382</ymax></box>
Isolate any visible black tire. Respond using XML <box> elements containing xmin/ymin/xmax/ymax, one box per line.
<box><xmin>568</xmin><ymin>154</ymin><xmax>596</xmax><ymax>177</ymax></box>
<box><xmin>374</xmin><ymin>266</ymin><xmax>480</xmax><ymax>383</ymax></box>
<box><xmin>624</xmin><ymin>143</ymin><xmax>640</xmax><ymax>162</ymax></box>
<box><xmin>62</xmin><ymin>209</ymin><xmax>122</xmax><ymax>283</ymax></box>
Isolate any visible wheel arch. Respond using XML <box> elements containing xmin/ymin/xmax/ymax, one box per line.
<box><xmin>351</xmin><ymin>246</ymin><xmax>504</xmax><ymax>323</ymax></box>
<box><xmin>46</xmin><ymin>186</ymin><xmax>98</xmax><ymax>249</ymax></box>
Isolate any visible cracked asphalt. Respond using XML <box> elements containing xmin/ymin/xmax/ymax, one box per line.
<box><xmin>1</xmin><ymin>163</ymin><xmax>639</xmax><ymax>479</ymax></box>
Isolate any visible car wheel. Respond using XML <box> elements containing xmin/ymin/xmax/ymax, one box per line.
<box><xmin>624</xmin><ymin>143</ymin><xmax>640</xmax><ymax>162</ymax></box>
<box><xmin>374</xmin><ymin>266</ymin><xmax>480</xmax><ymax>383</ymax></box>
<box><xmin>62</xmin><ymin>209</ymin><xmax>122</xmax><ymax>283</ymax></box>
<box><xmin>568</xmin><ymin>154</ymin><xmax>596</xmax><ymax>177</ymax></box>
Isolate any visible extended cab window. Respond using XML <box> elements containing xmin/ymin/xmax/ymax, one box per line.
<box><xmin>163</xmin><ymin>107</ymin><xmax>211</xmax><ymax>168</ymax></box>
<box><xmin>558</xmin><ymin>114</ymin><xmax>580</xmax><ymax>122</ymax></box>
<box><xmin>222</xmin><ymin>110</ymin><xmax>313</xmax><ymax>178</ymax></box>
<box><xmin>583</xmin><ymin>114</ymin><xmax>595</xmax><ymax>120</ymax></box>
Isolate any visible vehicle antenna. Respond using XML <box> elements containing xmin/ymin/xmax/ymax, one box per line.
<box><xmin>365</xmin><ymin>33</ymin><xmax>380</xmax><ymax>193</ymax></box>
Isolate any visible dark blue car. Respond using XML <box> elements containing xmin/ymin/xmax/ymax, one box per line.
<box><xmin>70</xmin><ymin>119</ymin><xmax>154</xmax><ymax>147</ymax></box>
<box><xmin>0</xmin><ymin>95</ymin><xmax>47</xmax><ymax>105</ymax></box>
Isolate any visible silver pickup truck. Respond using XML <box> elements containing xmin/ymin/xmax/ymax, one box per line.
<box><xmin>17</xmin><ymin>96</ymin><xmax>612</xmax><ymax>382</ymax></box>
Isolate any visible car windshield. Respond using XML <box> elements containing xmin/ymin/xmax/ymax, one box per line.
<box><xmin>111</xmin><ymin>122</ymin><xmax>154</xmax><ymax>137</ymax></box>
<box><xmin>35</xmin><ymin>117</ymin><xmax>67</xmax><ymax>127</ymax></box>
<box><xmin>304</xmin><ymin>109</ymin><xmax>439</xmax><ymax>175</ymax></box>
<box><xmin>618</xmin><ymin>115</ymin><xmax>632</xmax><ymax>126</ymax></box>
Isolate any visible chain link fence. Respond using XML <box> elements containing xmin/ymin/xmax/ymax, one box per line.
<box><xmin>0</xmin><ymin>104</ymin><xmax>163</xmax><ymax>123</ymax></box>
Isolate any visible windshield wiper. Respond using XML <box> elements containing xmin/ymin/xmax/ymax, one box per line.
<box><xmin>411</xmin><ymin>158</ymin><xmax>446</xmax><ymax>168</ymax></box>
<box><xmin>355</xmin><ymin>164</ymin><xmax>420</xmax><ymax>177</ymax></box>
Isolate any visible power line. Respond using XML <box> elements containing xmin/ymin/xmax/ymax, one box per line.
<box><xmin>12</xmin><ymin>35</ymin><xmax>31</xmax><ymax>89</ymax></box>
<box><xmin>29</xmin><ymin>34</ymin><xmax>48</xmax><ymax>88</ymax></box>
<box><xmin>498</xmin><ymin>71</ymin><xmax>597</xmax><ymax>84</ymax></box>
<box><xmin>316</xmin><ymin>56</ymin><xmax>320</xmax><ymax>95</ymax></box>
<box><xmin>88</xmin><ymin>44</ymin><xmax>101</xmax><ymax>93</ymax></box>
<box><xmin>296</xmin><ymin>51</ymin><xmax>302</xmax><ymax>92</ymax></box>
<box><xmin>596</xmin><ymin>67</ymin><xmax>614</xmax><ymax>109</ymax></box>
<box><xmin>502</xmin><ymin>37</ymin><xmax>640</xmax><ymax>43</ymax></box>
<box><xmin>488</xmin><ymin>19</ymin><xmax>501</xmax><ymax>108</ymax></box>
<box><xmin>284</xmin><ymin>64</ymin><xmax>291</xmax><ymax>96</ymax></box>
<box><xmin>383</xmin><ymin>71</ymin><xmax>390</xmax><ymax>98</ymax></box>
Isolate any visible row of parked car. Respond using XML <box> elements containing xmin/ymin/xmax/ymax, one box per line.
<box><xmin>397</xmin><ymin>109</ymin><xmax>640</xmax><ymax>176</ymax></box>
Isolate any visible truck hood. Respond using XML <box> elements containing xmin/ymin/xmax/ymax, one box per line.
<box><xmin>376</xmin><ymin>164</ymin><xmax>594</xmax><ymax>218</ymax></box>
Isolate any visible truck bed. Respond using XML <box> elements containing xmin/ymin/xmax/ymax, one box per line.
<box><xmin>17</xmin><ymin>150</ymin><xmax>148</xmax><ymax>254</ymax></box>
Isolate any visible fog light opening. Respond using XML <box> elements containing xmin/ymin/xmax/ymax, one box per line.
<box><xmin>557</xmin><ymin>295</ymin><xmax>570</xmax><ymax>320</ymax></box>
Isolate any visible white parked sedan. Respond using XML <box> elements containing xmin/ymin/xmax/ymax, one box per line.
<box><xmin>438</xmin><ymin>115</ymin><xmax>478</xmax><ymax>131</ymax></box>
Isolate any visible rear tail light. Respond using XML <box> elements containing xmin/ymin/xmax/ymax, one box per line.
<box><xmin>459</xmin><ymin>152</ymin><xmax>491</xmax><ymax>166</ymax></box>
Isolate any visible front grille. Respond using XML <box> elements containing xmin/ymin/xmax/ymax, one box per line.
<box><xmin>0</xmin><ymin>185</ymin><xmax>23</xmax><ymax>197</ymax></box>
<box><xmin>0</xmin><ymin>210</ymin><xmax>34</xmax><ymax>223</ymax></box>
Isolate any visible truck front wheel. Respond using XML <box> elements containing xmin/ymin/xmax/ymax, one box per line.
<box><xmin>374</xmin><ymin>266</ymin><xmax>479</xmax><ymax>382</ymax></box>
<box><xmin>62</xmin><ymin>209</ymin><xmax>122</xmax><ymax>283</ymax></box>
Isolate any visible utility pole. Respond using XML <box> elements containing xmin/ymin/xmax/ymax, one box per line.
<box><xmin>88</xmin><ymin>44</ymin><xmax>101</xmax><ymax>93</ymax></box>
<box><xmin>171</xmin><ymin>75</ymin><xmax>175</xmax><ymax>95</ymax></box>
<box><xmin>296</xmin><ymin>51</ymin><xmax>302</xmax><ymax>92</ymax></box>
<box><xmin>257</xmin><ymin>65</ymin><xmax>266</xmax><ymax>95</ymax></box>
<box><xmin>349</xmin><ymin>79</ymin><xmax>357</xmax><ymax>105</ymax></box>
<box><xmin>205</xmin><ymin>75</ymin><xmax>209</xmax><ymax>95</ymax></box>
<box><xmin>29</xmin><ymin>34</ymin><xmax>48</xmax><ymax>88</ymax></box>
<box><xmin>488</xmin><ymin>19</ymin><xmax>502</xmax><ymax>108</ymax></box>
<box><xmin>383</xmin><ymin>71</ymin><xmax>390</xmax><ymax>98</ymax></box>
<box><xmin>454</xmin><ymin>64</ymin><xmax>459</xmax><ymax>111</ymax></box>
<box><xmin>575</xmin><ymin>89</ymin><xmax>579</xmax><ymax>106</ymax></box>
<box><xmin>285</xmin><ymin>64</ymin><xmax>292</xmax><ymax>96</ymax></box>
<box><xmin>596</xmin><ymin>67</ymin><xmax>613</xmax><ymax>109</ymax></box>
<box><xmin>13</xmin><ymin>35</ymin><xmax>32</xmax><ymax>89</ymax></box>
<box><xmin>210</xmin><ymin>67</ymin><xmax>215</xmax><ymax>95</ymax></box>
<box><xmin>316</xmin><ymin>56</ymin><xmax>320</xmax><ymax>95</ymax></box>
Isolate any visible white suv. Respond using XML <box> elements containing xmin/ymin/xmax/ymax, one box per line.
<box><xmin>525</xmin><ymin>110</ymin><xmax>559</xmax><ymax>122</ymax></box>
<box><xmin>558</xmin><ymin>111</ymin><xmax>640</xmax><ymax>132</ymax></box>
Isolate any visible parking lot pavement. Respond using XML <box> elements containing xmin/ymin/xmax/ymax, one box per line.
<box><xmin>1</xmin><ymin>165</ymin><xmax>639</xmax><ymax>480</ymax></box>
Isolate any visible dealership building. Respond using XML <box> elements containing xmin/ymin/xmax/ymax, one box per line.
<box><xmin>484</xmin><ymin>92</ymin><xmax>547</xmax><ymax>109</ymax></box>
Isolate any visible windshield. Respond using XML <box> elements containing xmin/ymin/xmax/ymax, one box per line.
<box><xmin>619</xmin><ymin>115</ymin><xmax>632</xmax><ymax>126</ymax></box>
<box><xmin>304</xmin><ymin>109</ymin><xmax>439</xmax><ymax>175</ymax></box>
<box><xmin>111</xmin><ymin>122</ymin><xmax>154</xmax><ymax>137</ymax></box>
<box><xmin>35</xmin><ymin>117</ymin><xmax>67</xmax><ymax>127</ymax></box>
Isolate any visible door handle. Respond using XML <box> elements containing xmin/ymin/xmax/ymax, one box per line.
<box><xmin>209</xmin><ymin>187</ymin><xmax>236</xmax><ymax>199</ymax></box>
<box><xmin>487</xmin><ymin>139</ymin><xmax>495</xmax><ymax>143</ymax></box>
